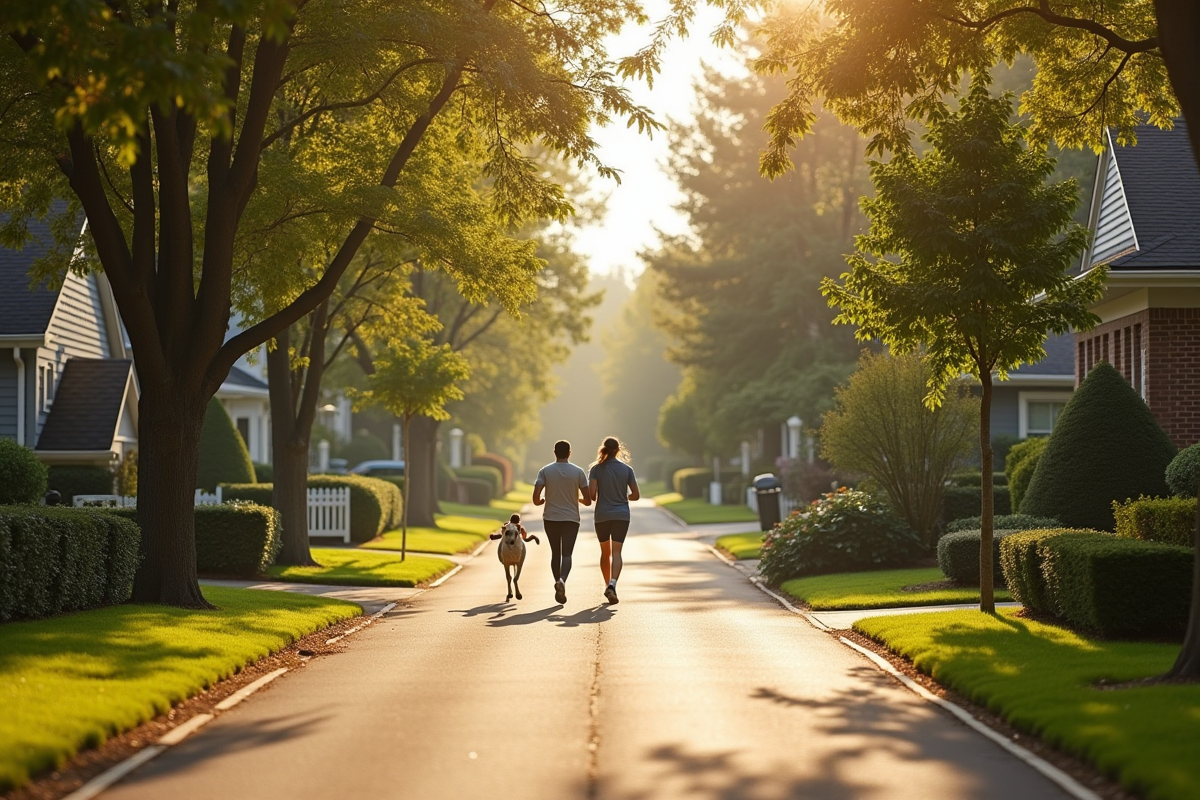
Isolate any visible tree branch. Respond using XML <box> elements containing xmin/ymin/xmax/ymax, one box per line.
<box><xmin>941</xmin><ymin>2</ymin><xmax>1158</xmax><ymax>54</ymax></box>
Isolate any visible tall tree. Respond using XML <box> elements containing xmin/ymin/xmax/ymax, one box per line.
<box><xmin>647</xmin><ymin>66</ymin><xmax>864</xmax><ymax>457</ymax></box>
<box><xmin>356</xmin><ymin>339</ymin><xmax>469</xmax><ymax>560</ymax></box>
<box><xmin>0</xmin><ymin>0</ymin><xmax>710</xmax><ymax>606</ymax></box>
<box><xmin>821</xmin><ymin>83</ymin><xmax>1104</xmax><ymax>612</ymax></box>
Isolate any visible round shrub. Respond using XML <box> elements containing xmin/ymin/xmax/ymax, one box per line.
<box><xmin>0</xmin><ymin>439</ymin><xmax>48</xmax><ymax>505</ymax></box>
<box><xmin>759</xmin><ymin>488</ymin><xmax>923</xmax><ymax>583</ymax></box>
<box><xmin>1022</xmin><ymin>362</ymin><xmax>1177</xmax><ymax>531</ymax></box>
<box><xmin>1165</xmin><ymin>443</ymin><xmax>1200</xmax><ymax>498</ymax></box>
<box><xmin>472</xmin><ymin>453</ymin><xmax>513</xmax><ymax>492</ymax></box>
<box><xmin>339</xmin><ymin>431</ymin><xmax>389</xmax><ymax>468</ymax></box>
<box><xmin>197</xmin><ymin>398</ymin><xmax>255</xmax><ymax>491</ymax></box>
<box><xmin>937</xmin><ymin>528</ymin><xmax>1019</xmax><ymax>585</ymax></box>
<box><xmin>672</xmin><ymin>467</ymin><xmax>713</xmax><ymax>498</ymax></box>
<box><xmin>454</xmin><ymin>465</ymin><xmax>503</xmax><ymax>500</ymax></box>
<box><xmin>944</xmin><ymin>514</ymin><xmax>1060</xmax><ymax>534</ymax></box>
<box><xmin>1005</xmin><ymin>436</ymin><xmax>1048</xmax><ymax>513</ymax></box>
<box><xmin>252</xmin><ymin>461</ymin><xmax>274</xmax><ymax>483</ymax></box>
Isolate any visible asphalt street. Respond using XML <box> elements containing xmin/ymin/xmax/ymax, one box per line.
<box><xmin>103</xmin><ymin>502</ymin><xmax>1070</xmax><ymax>800</ymax></box>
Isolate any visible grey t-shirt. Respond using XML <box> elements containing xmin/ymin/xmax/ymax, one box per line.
<box><xmin>535</xmin><ymin>461</ymin><xmax>589</xmax><ymax>523</ymax></box>
<box><xmin>589</xmin><ymin>459</ymin><xmax>636</xmax><ymax>523</ymax></box>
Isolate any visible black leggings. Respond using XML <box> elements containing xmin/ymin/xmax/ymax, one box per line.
<box><xmin>543</xmin><ymin>520</ymin><xmax>580</xmax><ymax>583</ymax></box>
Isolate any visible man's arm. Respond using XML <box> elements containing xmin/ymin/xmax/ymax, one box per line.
<box><xmin>627</xmin><ymin>475</ymin><xmax>640</xmax><ymax>502</ymax></box>
<box><xmin>532</xmin><ymin>483</ymin><xmax>545</xmax><ymax>506</ymax></box>
<box><xmin>578</xmin><ymin>477</ymin><xmax>592</xmax><ymax>506</ymax></box>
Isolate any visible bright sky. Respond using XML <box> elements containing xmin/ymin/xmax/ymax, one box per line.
<box><xmin>571</xmin><ymin>7</ymin><xmax>745</xmax><ymax>277</ymax></box>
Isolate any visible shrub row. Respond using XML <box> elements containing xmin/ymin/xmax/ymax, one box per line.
<box><xmin>472</xmin><ymin>453</ymin><xmax>514</xmax><ymax>493</ymax></box>
<box><xmin>645</xmin><ymin>455</ymin><xmax>695</xmax><ymax>484</ymax></box>
<box><xmin>454</xmin><ymin>465</ymin><xmax>504</xmax><ymax>500</ymax></box>
<box><xmin>947</xmin><ymin>472</ymin><xmax>1007</xmax><ymax>487</ymax></box>
<box><xmin>1112</xmin><ymin>496</ymin><xmax>1196</xmax><ymax>547</ymax></box>
<box><xmin>0</xmin><ymin>507</ymin><xmax>140</xmax><ymax>621</ymax></box>
<box><xmin>999</xmin><ymin>529</ymin><xmax>1192</xmax><ymax>638</ymax></box>
<box><xmin>0</xmin><ymin>439</ymin><xmax>48</xmax><ymax>505</ymax></box>
<box><xmin>759</xmin><ymin>489</ymin><xmax>923</xmax><ymax>583</ymax></box>
<box><xmin>109</xmin><ymin>504</ymin><xmax>281</xmax><ymax>576</ymax></box>
<box><xmin>944</xmin><ymin>514</ymin><xmax>1059</xmax><ymax>534</ymax></box>
<box><xmin>672</xmin><ymin>467</ymin><xmax>713</xmax><ymax>498</ymax></box>
<box><xmin>46</xmin><ymin>465</ymin><xmax>114</xmax><ymax>503</ymax></box>
<box><xmin>937</xmin><ymin>529</ymin><xmax>1019</xmax><ymax>586</ymax></box>
<box><xmin>1004</xmin><ymin>436</ymin><xmax>1047</xmax><ymax>513</ymax></box>
<box><xmin>222</xmin><ymin>474</ymin><xmax>402</xmax><ymax>543</ymax></box>
<box><xmin>450</xmin><ymin>478</ymin><xmax>493</xmax><ymax>506</ymax></box>
<box><xmin>941</xmin><ymin>485</ymin><xmax>1010</xmax><ymax>524</ymax></box>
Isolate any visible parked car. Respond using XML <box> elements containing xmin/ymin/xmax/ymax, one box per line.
<box><xmin>350</xmin><ymin>459</ymin><xmax>405</xmax><ymax>477</ymax></box>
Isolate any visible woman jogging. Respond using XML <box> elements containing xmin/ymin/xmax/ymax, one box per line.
<box><xmin>588</xmin><ymin>436</ymin><xmax>639</xmax><ymax>605</ymax></box>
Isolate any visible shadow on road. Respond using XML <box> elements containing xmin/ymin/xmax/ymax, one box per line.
<box><xmin>448</xmin><ymin>602</ymin><xmax>618</xmax><ymax>627</ymax></box>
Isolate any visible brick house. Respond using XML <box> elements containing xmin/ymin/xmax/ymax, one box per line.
<box><xmin>1075</xmin><ymin>120</ymin><xmax>1200</xmax><ymax>447</ymax></box>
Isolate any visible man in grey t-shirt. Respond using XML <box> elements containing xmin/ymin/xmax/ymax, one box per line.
<box><xmin>533</xmin><ymin>440</ymin><xmax>591</xmax><ymax>604</ymax></box>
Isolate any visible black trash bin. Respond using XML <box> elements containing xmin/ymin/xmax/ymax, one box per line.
<box><xmin>753</xmin><ymin>473</ymin><xmax>782</xmax><ymax>531</ymax></box>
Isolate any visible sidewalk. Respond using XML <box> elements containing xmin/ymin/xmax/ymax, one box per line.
<box><xmin>200</xmin><ymin>579</ymin><xmax>423</xmax><ymax>614</ymax></box>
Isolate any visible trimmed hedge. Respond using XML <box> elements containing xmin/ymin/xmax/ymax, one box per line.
<box><xmin>1113</xmin><ymin>496</ymin><xmax>1196</xmax><ymax>547</ymax></box>
<box><xmin>0</xmin><ymin>507</ymin><xmax>140</xmax><ymax>621</ymax></box>
<box><xmin>937</xmin><ymin>528</ymin><xmax>1018</xmax><ymax>585</ymax></box>
<box><xmin>436</xmin><ymin>459</ymin><xmax>457</xmax><ymax>500</ymax></box>
<box><xmin>0</xmin><ymin>439</ymin><xmax>48</xmax><ymax>505</ymax></box>
<box><xmin>46</xmin><ymin>465</ymin><xmax>113</xmax><ymax>503</ymax></box>
<box><xmin>222</xmin><ymin>474</ymin><xmax>402</xmax><ymax>543</ymax></box>
<box><xmin>472</xmin><ymin>452</ymin><xmax>514</xmax><ymax>492</ymax></box>
<box><xmin>197</xmin><ymin>398</ymin><xmax>255</xmax><ymax>491</ymax></box>
<box><xmin>252</xmin><ymin>461</ymin><xmax>274</xmax><ymax>483</ymax></box>
<box><xmin>110</xmin><ymin>504</ymin><xmax>281</xmax><ymax>576</ymax></box>
<box><xmin>944</xmin><ymin>514</ymin><xmax>1059</xmax><ymax>534</ymax></box>
<box><xmin>340</xmin><ymin>431</ymin><xmax>389</xmax><ymax>468</ymax></box>
<box><xmin>947</xmin><ymin>472</ymin><xmax>1007</xmax><ymax>487</ymax></box>
<box><xmin>1165</xmin><ymin>443</ymin><xmax>1200</xmax><ymax>498</ymax></box>
<box><xmin>452</xmin><ymin>478</ymin><xmax>493</xmax><ymax>506</ymax></box>
<box><xmin>1004</xmin><ymin>436</ymin><xmax>1047</xmax><ymax>513</ymax></box>
<box><xmin>1022</xmin><ymin>362</ymin><xmax>1176</xmax><ymax>531</ymax></box>
<box><xmin>454</xmin><ymin>465</ymin><xmax>503</xmax><ymax>500</ymax></box>
<box><xmin>1041</xmin><ymin>534</ymin><xmax>1192</xmax><ymax>638</ymax></box>
<box><xmin>999</xmin><ymin>529</ymin><xmax>1081</xmax><ymax>613</ymax></box>
<box><xmin>672</xmin><ymin>467</ymin><xmax>713</xmax><ymax>498</ymax></box>
<box><xmin>941</xmin><ymin>485</ymin><xmax>1010</xmax><ymax>523</ymax></box>
<box><xmin>646</xmin><ymin>455</ymin><xmax>695</xmax><ymax>484</ymax></box>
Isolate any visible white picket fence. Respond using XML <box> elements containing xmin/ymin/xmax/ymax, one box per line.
<box><xmin>73</xmin><ymin>486</ymin><xmax>351</xmax><ymax>542</ymax></box>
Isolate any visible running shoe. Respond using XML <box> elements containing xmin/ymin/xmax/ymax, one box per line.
<box><xmin>604</xmin><ymin>585</ymin><xmax>619</xmax><ymax>605</ymax></box>
<box><xmin>554</xmin><ymin>580</ymin><xmax>567</xmax><ymax>604</ymax></box>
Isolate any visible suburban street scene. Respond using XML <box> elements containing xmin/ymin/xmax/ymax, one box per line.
<box><xmin>1</xmin><ymin>1</ymin><xmax>1198</xmax><ymax>799</ymax></box>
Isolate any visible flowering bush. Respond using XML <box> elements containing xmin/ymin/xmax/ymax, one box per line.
<box><xmin>758</xmin><ymin>488</ymin><xmax>924</xmax><ymax>583</ymax></box>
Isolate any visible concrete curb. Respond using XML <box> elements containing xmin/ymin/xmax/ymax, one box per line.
<box><xmin>651</xmin><ymin>501</ymin><xmax>689</xmax><ymax>528</ymax></box>
<box><xmin>704</xmin><ymin>544</ymin><xmax>1103</xmax><ymax>800</ymax></box>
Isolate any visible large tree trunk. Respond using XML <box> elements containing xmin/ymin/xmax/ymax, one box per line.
<box><xmin>268</xmin><ymin>339</ymin><xmax>317</xmax><ymax>567</ymax></box>
<box><xmin>130</xmin><ymin>386</ymin><xmax>210</xmax><ymax>608</ymax></box>
<box><xmin>979</xmin><ymin>373</ymin><xmax>995</xmax><ymax>614</ymax></box>
<box><xmin>1154</xmin><ymin>0</ymin><xmax>1200</xmax><ymax>682</ymax></box>
<box><xmin>406</xmin><ymin>414</ymin><xmax>442</xmax><ymax>527</ymax></box>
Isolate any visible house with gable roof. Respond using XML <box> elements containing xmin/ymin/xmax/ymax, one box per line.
<box><xmin>1</xmin><ymin>215</ymin><xmax>278</xmax><ymax>467</ymax></box>
<box><xmin>1075</xmin><ymin>119</ymin><xmax>1200</xmax><ymax>447</ymax></box>
<box><xmin>0</xmin><ymin>216</ymin><xmax>137</xmax><ymax>466</ymax></box>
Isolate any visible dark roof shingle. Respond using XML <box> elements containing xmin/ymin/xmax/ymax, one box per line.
<box><xmin>36</xmin><ymin>359</ymin><xmax>133</xmax><ymax>452</ymax></box>
<box><xmin>223</xmin><ymin>365</ymin><xmax>269</xmax><ymax>390</ymax></box>
<box><xmin>1109</xmin><ymin>120</ymin><xmax>1200</xmax><ymax>270</ymax></box>
<box><xmin>1010</xmin><ymin>332</ymin><xmax>1075</xmax><ymax>376</ymax></box>
<box><xmin>0</xmin><ymin>215</ymin><xmax>62</xmax><ymax>336</ymax></box>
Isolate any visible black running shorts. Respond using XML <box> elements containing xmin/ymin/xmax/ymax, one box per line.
<box><xmin>595</xmin><ymin>519</ymin><xmax>630</xmax><ymax>544</ymax></box>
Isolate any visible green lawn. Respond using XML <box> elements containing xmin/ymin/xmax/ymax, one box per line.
<box><xmin>856</xmin><ymin>609</ymin><xmax>1200</xmax><ymax>800</ymax></box>
<box><xmin>268</xmin><ymin>548</ymin><xmax>454</xmax><ymax>587</ymax></box>
<box><xmin>656</xmin><ymin>495</ymin><xmax>759</xmax><ymax>524</ymax></box>
<box><xmin>638</xmin><ymin>480</ymin><xmax>667</xmax><ymax>498</ymax></box>
<box><xmin>0</xmin><ymin>587</ymin><xmax>359</xmax><ymax>792</ymax></box>
<box><xmin>363</xmin><ymin>514</ymin><xmax>498</xmax><ymax>555</ymax></box>
<box><xmin>780</xmin><ymin>567</ymin><xmax>1012</xmax><ymax>610</ymax></box>
<box><xmin>439</xmin><ymin>481</ymin><xmax>532</xmax><ymax>520</ymax></box>
<box><xmin>715</xmin><ymin>532</ymin><xmax>764</xmax><ymax>559</ymax></box>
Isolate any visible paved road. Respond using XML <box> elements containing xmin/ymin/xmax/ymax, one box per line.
<box><xmin>106</xmin><ymin>503</ymin><xmax>1069</xmax><ymax>800</ymax></box>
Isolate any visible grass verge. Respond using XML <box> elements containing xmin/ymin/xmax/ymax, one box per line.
<box><xmin>439</xmin><ymin>481</ymin><xmax>533</xmax><ymax>520</ymax></box>
<box><xmin>855</xmin><ymin>609</ymin><xmax>1200</xmax><ymax>800</ymax></box>
<box><xmin>780</xmin><ymin>567</ymin><xmax>1012</xmax><ymax>610</ymax></box>
<box><xmin>0</xmin><ymin>586</ymin><xmax>359</xmax><ymax>792</ymax></box>
<box><xmin>656</xmin><ymin>496</ymin><xmax>758</xmax><ymax>524</ymax></box>
<box><xmin>363</xmin><ymin>514</ymin><xmax>498</xmax><ymax>555</ymax></box>
<box><xmin>268</xmin><ymin>548</ymin><xmax>454</xmax><ymax>587</ymax></box>
<box><xmin>715</xmin><ymin>532</ymin><xmax>764</xmax><ymax>559</ymax></box>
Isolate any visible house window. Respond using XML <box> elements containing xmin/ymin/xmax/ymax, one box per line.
<box><xmin>236</xmin><ymin>417</ymin><xmax>251</xmax><ymax>447</ymax></box>
<box><xmin>1019</xmin><ymin>392</ymin><xmax>1073</xmax><ymax>438</ymax></box>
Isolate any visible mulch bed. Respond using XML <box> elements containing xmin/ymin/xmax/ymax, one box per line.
<box><xmin>837</xmin><ymin>628</ymin><xmax>1140</xmax><ymax>800</ymax></box>
<box><xmin>3</xmin><ymin>612</ymin><xmax>377</xmax><ymax>800</ymax></box>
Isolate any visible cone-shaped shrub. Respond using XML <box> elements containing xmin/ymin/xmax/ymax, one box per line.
<box><xmin>1022</xmin><ymin>362</ymin><xmax>1176</xmax><ymax>531</ymax></box>
<box><xmin>197</xmin><ymin>398</ymin><xmax>255</xmax><ymax>491</ymax></box>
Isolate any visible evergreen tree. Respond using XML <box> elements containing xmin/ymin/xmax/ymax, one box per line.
<box><xmin>197</xmin><ymin>399</ymin><xmax>255</xmax><ymax>492</ymax></box>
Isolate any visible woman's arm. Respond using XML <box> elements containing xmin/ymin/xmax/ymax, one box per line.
<box><xmin>627</xmin><ymin>476</ymin><xmax>640</xmax><ymax>502</ymax></box>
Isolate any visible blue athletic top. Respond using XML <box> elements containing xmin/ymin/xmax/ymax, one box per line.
<box><xmin>589</xmin><ymin>459</ymin><xmax>635</xmax><ymax>523</ymax></box>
